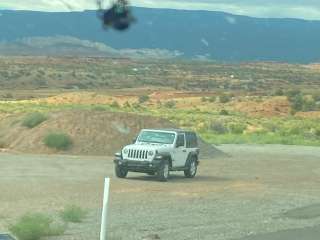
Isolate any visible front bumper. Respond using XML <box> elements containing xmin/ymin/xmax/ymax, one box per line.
<box><xmin>114</xmin><ymin>158</ymin><xmax>162</xmax><ymax>173</ymax></box>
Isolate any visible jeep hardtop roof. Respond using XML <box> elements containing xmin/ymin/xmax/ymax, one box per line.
<box><xmin>141</xmin><ymin>128</ymin><xmax>196</xmax><ymax>134</ymax></box>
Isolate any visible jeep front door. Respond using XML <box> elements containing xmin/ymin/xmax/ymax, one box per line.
<box><xmin>172</xmin><ymin>133</ymin><xmax>188</xmax><ymax>167</ymax></box>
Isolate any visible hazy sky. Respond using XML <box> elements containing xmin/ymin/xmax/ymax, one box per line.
<box><xmin>1</xmin><ymin>0</ymin><xmax>320</xmax><ymax>20</ymax></box>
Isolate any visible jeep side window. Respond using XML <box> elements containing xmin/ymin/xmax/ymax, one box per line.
<box><xmin>176</xmin><ymin>134</ymin><xmax>185</xmax><ymax>148</ymax></box>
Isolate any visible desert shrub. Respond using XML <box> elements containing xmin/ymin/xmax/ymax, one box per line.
<box><xmin>220</xmin><ymin>109</ymin><xmax>229</xmax><ymax>115</ymax></box>
<box><xmin>0</xmin><ymin>140</ymin><xmax>7</xmax><ymax>149</ymax></box>
<box><xmin>202</xmin><ymin>96</ymin><xmax>216</xmax><ymax>103</ymax></box>
<box><xmin>229</xmin><ymin>123</ymin><xmax>247</xmax><ymax>134</ymax></box>
<box><xmin>110</xmin><ymin>101</ymin><xmax>120</xmax><ymax>108</ymax></box>
<box><xmin>4</xmin><ymin>93</ymin><xmax>13</xmax><ymax>99</ymax></box>
<box><xmin>22</xmin><ymin>112</ymin><xmax>47</xmax><ymax>128</ymax></box>
<box><xmin>290</xmin><ymin>94</ymin><xmax>304</xmax><ymax>112</ymax></box>
<box><xmin>138</xmin><ymin>95</ymin><xmax>150</xmax><ymax>104</ymax></box>
<box><xmin>273</xmin><ymin>89</ymin><xmax>284</xmax><ymax>96</ymax></box>
<box><xmin>312</xmin><ymin>93</ymin><xmax>320</xmax><ymax>102</ymax></box>
<box><xmin>123</xmin><ymin>101</ymin><xmax>131</xmax><ymax>108</ymax></box>
<box><xmin>263</xmin><ymin>122</ymin><xmax>279</xmax><ymax>133</ymax></box>
<box><xmin>210</xmin><ymin>121</ymin><xmax>228</xmax><ymax>134</ymax></box>
<box><xmin>92</xmin><ymin>105</ymin><xmax>106</xmax><ymax>111</ymax></box>
<box><xmin>208</xmin><ymin>96</ymin><xmax>216</xmax><ymax>103</ymax></box>
<box><xmin>60</xmin><ymin>205</ymin><xmax>87</xmax><ymax>223</ymax></box>
<box><xmin>164</xmin><ymin>100</ymin><xmax>176</xmax><ymax>108</ymax></box>
<box><xmin>315</xmin><ymin>128</ymin><xmax>320</xmax><ymax>138</ymax></box>
<box><xmin>44</xmin><ymin>133</ymin><xmax>72</xmax><ymax>150</ymax></box>
<box><xmin>219</xmin><ymin>94</ymin><xmax>231</xmax><ymax>103</ymax></box>
<box><xmin>302</xmin><ymin>99</ymin><xmax>316</xmax><ymax>111</ymax></box>
<box><xmin>9</xmin><ymin>213</ymin><xmax>65</xmax><ymax>240</ymax></box>
<box><xmin>286</xmin><ymin>89</ymin><xmax>301</xmax><ymax>99</ymax></box>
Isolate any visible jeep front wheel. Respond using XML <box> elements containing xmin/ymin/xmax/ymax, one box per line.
<box><xmin>157</xmin><ymin>160</ymin><xmax>170</xmax><ymax>182</ymax></box>
<box><xmin>115</xmin><ymin>164</ymin><xmax>128</xmax><ymax>178</ymax></box>
<box><xmin>184</xmin><ymin>158</ymin><xmax>198</xmax><ymax>178</ymax></box>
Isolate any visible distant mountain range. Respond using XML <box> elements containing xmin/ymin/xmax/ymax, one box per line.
<box><xmin>0</xmin><ymin>8</ymin><xmax>319</xmax><ymax>63</ymax></box>
<box><xmin>0</xmin><ymin>36</ymin><xmax>182</xmax><ymax>59</ymax></box>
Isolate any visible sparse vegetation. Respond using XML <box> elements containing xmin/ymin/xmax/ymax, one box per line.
<box><xmin>220</xmin><ymin>109</ymin><xmax>229</xmax><ymax>115</ymax></box>
<box><xmin>0</xmin><ymin>57</ymin><xmax>320</xmax><ymax>147</ymax></box>
<box><xmin>110</xmin><ymin>101</ymin><xmax>120</xmax><ymax>108</ymax></box>
<box><xmin>219</xmin><ymin>94</ymin><xmax>231</xmax><ymax>103</ymax></box>
<box><xmin>22</xmin><ymin>112</ymin><xmax>47</xmax><ymax>128</ymax></box>
<box><xmin>138</xmin><ymin>95</ymin><xmax>150</xmax><ymax>104</ymax></box>
<box><xmin>210</xmin><ymin>121</ymin><xmax>228</xmax><ymax>134</ymax></box>
<box><xmin>9</xmin><ymin>213</ymin><xmax>65</xmax><ymax>240</ymax></box>
<box><xmin>274</xmin><ymin>89</ymin><xmax>284</xmax><ymax>96</ymax></box>
<box><xmin>60</xmin><ymin>205</ymin><xmax>87</xmax><ymax>223</ymax></box>
<box><xmin>229</xmin><ymin>123</ymin><xmax>247</xmax><ymax>134</ymax></box>
<box><xmin>44</xmin><ymin>133</ymin><xmax>72</xmax><ymax>150</ymax></box>
<box><xmin>164</xmin><ymin>100</ymin><xmax>176</xmax><ymax>108</ymax></box>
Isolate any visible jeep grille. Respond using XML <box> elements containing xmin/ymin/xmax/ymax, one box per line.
<box><xmin>128</xmin><ymin>149</ymin><xmax>149</xmax><ymax>160</ymax></box>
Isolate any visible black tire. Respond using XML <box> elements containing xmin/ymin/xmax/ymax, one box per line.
<box><xmin>115</xmin><ymin>164</ymin><xmax>128</xmax><ymax>178</ymax></box>
<box><xmin>157</xmin><ymin>160</ymin><xmax>170</xmax><ymax>182</ymax></box>
<box><xmin>147</xmin><ymin>172</ymin><xmax>156</xmax><ymax>176</ymax></box>
<box><xmin>184</xmin><ymin>157</ymin><xmax>198</xmax><ymax>178</ymax></box>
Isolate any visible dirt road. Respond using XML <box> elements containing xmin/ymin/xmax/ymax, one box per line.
<box><xmin>1</xmin><ymin>145</ymin><xmax>320</xmax><ymax>240</ymax></box>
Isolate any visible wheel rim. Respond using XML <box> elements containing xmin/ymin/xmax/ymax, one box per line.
<box><xmin>190</xmin><ymin>161</ymin><xmax>197</xmax><ymax>175</ymax></box>
<box><xmin>163</xmin><ymin>164</ymin><xmax>169</xmax><ymax>178</ymax></box>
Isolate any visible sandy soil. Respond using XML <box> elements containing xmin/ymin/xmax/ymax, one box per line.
<box><xmin>0</xmin><ymin>145</ymin><xmax>320</xmax><ymax>240</ymax></box>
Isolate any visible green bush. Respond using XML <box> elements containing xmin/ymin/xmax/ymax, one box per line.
<box><xmin>22</xmin><ymin>112</ymin><xmax>47</xmax><ymax>128</ymax></box>
<box><xmin>291</xmin><ymin>94</ymin><xmax>304</xmax><ymax>112</ymax></box>
<box><xmin>202</xmin><ymin>96</ymin><xmax>216</xmax><ymax>103</ymax></box>
<box><xmin>210</xmin><ymin>121</ymin><xmax>228</xmax><ymax>134</ymax></box>
<box><xmin>219</xmin><ymin>94</ymin><xmax>231</xmax><ymax>103</ymax></box>
<box><xmin>229</xmin><ymin>123</ymin><xmax>247</xmax><ymax>134</ymax></box>
<box><xmin>9</xmin><ymin>213</ymin><xmax>65</xmax><ymax>240</ymax></box>
<box><xmin>0</xmin><ymin>140</ymin><xmax>7</xmax><ymax>149</ymax></box>
<box><xmin>60</xmin><ymin>205</ymin><xmax>87</xmax><ymax>223</ymax></box>
<box><xmin>44</xmin><ymin>133</ymin><xmax>72</xmax><ymax>150</ymax></box>
<box><xmin>286</xmin><ymin>89</ymin><xmax>301</xmax><ymax>99</ymax></box>
<box><xmin>92</xmin><ymin>105</ymin><xmax>107</xmax><ymax>111</ymax></box>
<box><xmin>164</xmin><ymin>100</ymin><xmax>176</xmax><ymax>108</ymax></box>
<box><xmin>201</xmin><ymin>97</ymin><xmax>208</xmax><ymax>102</ymax></box>
<box><xmin>220</xmin><ymin>109</ymin><xmax>229</xmax><ymax>115</ymax></box>
<box><xmin>138</xmin><ymin>95</ymin><xmax>150</xmax><ymax>104</ymax></box>
<box><xmin>302</xmin><ymin>99</ymin><xmax>316</xmax><ymax>111</ymax></box>
<box><xmin>273</xmin><ymin>89</ymin><xmax>284</xmax><ymax>96</ymax></box>
<box><xmin>315</xmin><ymin>128</ymin><xmax>320</xmax><ymax>138</ymax></box>
<box><xmin>110</xmin><ymin>101</ymin><xmax>120</xmax><ymax>108</ymax></box>
<box><xmin>123</xmin><ymin>101</ymin><xmax>131</xmax><ymax>108</ymax></box>
<box><xmin>312</xmin><ymin>93</ymin><xmax>320</xmax><ymax>102</ymax></box>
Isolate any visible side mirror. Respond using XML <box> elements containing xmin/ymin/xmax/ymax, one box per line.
<box><xmin>132</xmin><ymin>137</ymin><xmax>137</xmax><ymax>144</ymax></box>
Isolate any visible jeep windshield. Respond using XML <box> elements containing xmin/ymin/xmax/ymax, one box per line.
<box><xmin>137</xmin><ymin>131</ymin><xmax>176</xmax><ymax>144</ymax></box>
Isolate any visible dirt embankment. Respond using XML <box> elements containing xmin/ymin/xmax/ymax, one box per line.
<box><xmin>0</xmin><ymin>110</ymin><xmax>221</xmax><ymax>157</ymax></box>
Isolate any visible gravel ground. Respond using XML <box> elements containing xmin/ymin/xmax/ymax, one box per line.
<box><xmin>0</xmin><ymin>144</ymin><xmax>320</xmax><ymax>240</ymax></box>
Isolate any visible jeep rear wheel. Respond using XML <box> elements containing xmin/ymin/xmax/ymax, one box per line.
<box><xmin>157</xmin><ymin>160</ymin><xmax>170</xmax><ymax>182</ymax></box>
<box><xmin>184</xmin><ymin>158</ymin><xmax>198</xmax><ymax>178</ymax></box>
<box><xmin>115</xmin><ymin>164</ymin><xmax>128</xmax><ymax>178</ymax></box>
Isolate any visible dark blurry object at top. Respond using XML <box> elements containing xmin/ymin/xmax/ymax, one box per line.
<box><xmin>97</xmin><ymin>0</ymin><xmax>136</xmax><ymax>31</ymax></box>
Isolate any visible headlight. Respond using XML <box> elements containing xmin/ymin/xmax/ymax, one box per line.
<box><xmin>123</xmin><ymin>148</ymin><xmax>129</xmax><ymax>154</ymax></box>
<box><xmin>148</xmin><ymin>150</ymin><xmax>155</xmax><ymax>156</ymax></box>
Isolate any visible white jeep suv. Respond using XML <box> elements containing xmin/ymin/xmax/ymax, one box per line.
<box><xmin>114</xmin><ymin>129</ymin><xmax>200</xmax><ymax>181</ymax></box>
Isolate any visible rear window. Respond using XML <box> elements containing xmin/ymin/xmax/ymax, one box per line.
<box><xmin>186</xmin><ymin>132</ymin><xmax>198</xmax><ymax>148</ymax></box>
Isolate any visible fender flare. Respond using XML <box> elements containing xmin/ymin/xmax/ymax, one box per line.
<box><xmin>156</xmin><ymin>152</ymin><xmax>173</xmax><ymax>167</ymax></box>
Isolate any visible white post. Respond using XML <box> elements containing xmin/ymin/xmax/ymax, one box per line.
<box><xmin>100</xmin><ymin>178</ymin><xmax>110</xmax><ymax>240</ymax></box>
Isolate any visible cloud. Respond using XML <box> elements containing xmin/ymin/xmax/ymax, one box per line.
<box><xmin>1</xmin><ymin>0</ymin><xmax>320</xmax><ymax>20</ymax></box>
